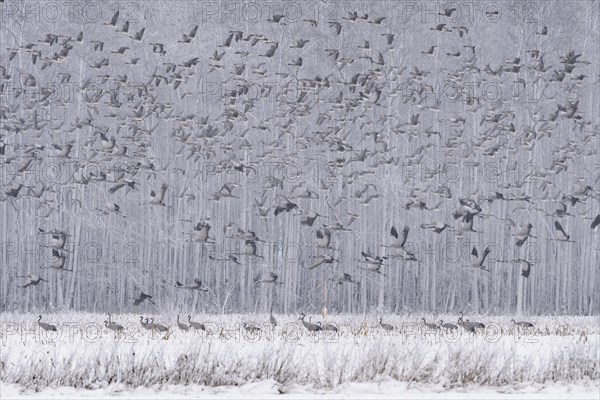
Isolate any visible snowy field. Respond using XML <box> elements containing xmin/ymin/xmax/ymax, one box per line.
<box><xmin>1</xmin><ymin>313</ymin><xmax>598</xmax><ymax>399</ymax></box>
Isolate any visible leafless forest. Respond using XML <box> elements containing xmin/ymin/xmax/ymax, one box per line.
<box><xmin>0</xmin><ymin>0</ymin><xmax>599</xmax><ymax>316</ymax></box>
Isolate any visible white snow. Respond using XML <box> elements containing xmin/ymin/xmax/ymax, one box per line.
<box><xmin>1</xmin><ymin>313</ymin><xmax>598</xmax><ymax>398</ymax></box>
<box><xmin>1</xmin><ymin>380</ymin><xmax>599</xmax><ymax>399</ymax></box>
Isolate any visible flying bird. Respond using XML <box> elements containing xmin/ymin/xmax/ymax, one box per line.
<box><xmin>515</xmin><ymin>223</ymin><xmax>534</xmax><ymax>247</ymax></box>
<box><xmin>18</xmin><ymin>274</ymin><xmax>48</xmax><ymax>288</ymax></box>
<box><xmin>464</xmin><ymin>247</ymin><xmax>492</xmax><ymax>272</ymax></box>
<box><xmin>133</xmin><ymin>292</ymin><xmax>156</xmax><ymax>306</ymax></box>
<box><xmin>175</xmin><ymin>279</ymin><xmax>208</xmax><ymax>291</ymax></box>
<box><xmin>554</xmin><ymin>221</ymin><xmax>572</xmax><ymax>242</ymax></box>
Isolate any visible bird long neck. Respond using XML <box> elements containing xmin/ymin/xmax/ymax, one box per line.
<box><xmin>38</xmin><ymin>315</ymin><xmax>42</xmax><ymax>322</ymax></box>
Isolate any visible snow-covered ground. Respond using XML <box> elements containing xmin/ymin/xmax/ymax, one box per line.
<box><xmin>2</xmin><ymin>380</ymin><xmax>599</xmax><ymax>399</ymax></box>
<box><xmin>1</xmin><ymin>313</ymin><xmax>598</xmax><ymax>398</ymax></box>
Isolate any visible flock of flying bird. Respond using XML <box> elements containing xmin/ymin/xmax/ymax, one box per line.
<box><xmin>1</xmin><ymin>5</ymin><xmax>599</xmax><ymax>313</ymax></box>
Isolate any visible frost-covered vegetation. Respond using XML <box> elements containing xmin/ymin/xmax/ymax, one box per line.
<box><xmin>1</xmin><ymin>313</ymin><xmax>598</xmax><ymax>392</ymax></box>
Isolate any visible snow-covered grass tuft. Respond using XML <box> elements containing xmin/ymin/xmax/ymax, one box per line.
<box><xmin>0</xmin><ymin>313</ymin><xmax>598</xmax><ymax>392</ymax></box>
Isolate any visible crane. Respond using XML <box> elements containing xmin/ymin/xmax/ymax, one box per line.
<box><xmin>37</xmin><ymin>315</ymin><xmax>57</xmax><ymax>332</ymax></box>
<box><xmin>188</xmin><ymin>315</ymin><xmax>206</xmax><ymax>331</ymax></box>
<box><xmin>177</xmin><ymin>315</ymin><xmax>190</xmax><ymax>331</ymax></box>
<box><xmin>379</xmin><ymin>317</ymin><xmax>394</xmax><ymax>331</ymax></box>
<box><xmin>299</xmin><ymin>313</ymin><xmax>322</xmax><ymax>332</ymax></box>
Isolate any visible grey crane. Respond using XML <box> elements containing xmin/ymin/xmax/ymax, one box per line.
<box><xmin>243</xmin><ymin>240</ymin><xmax>263</xmax><ymax>258</ymax></box>
<box><xmin>209</xmin><ymin>254</ymin><xmax>242</xmax><ymax>265</ymax></box>
<box><xmin>515</xmin><ymin>223</ymin><xmax>534</xmax><ymax>247</ymax></box>
<box><xmin>464</xmin><ymin>246</ymin><xmax>492</xmax><ymax>272</ymax></box>
<box><xmin>104</xmin><ymin>10</ymin><xmax>119</xmax><ymax>26</ymax></box>
<box><xmin>510</xmin><ymin>259</ymin><xmax>532</xmax><ymax>278</ymax></box>
<box><xmin>254</xmin><ymin>272</ymin><xmax>282</xmax><ymax>284</ymax></box>
<box><xmin>453</xmin><ymin>198</ymin><xmax>482</xmax><ymax>220</ymax></box>
<box><xmin>299</xmin><ymin>313</ymin><xmax>322</xmax><ymax>332</ymax></box>
<box><xmin>384</xmin><ymin>226</ymin><xmax>417</xmax><ymax>261</ymax></box>
<box><xmin>147</xmin><ymin>183</ymin><xmax>167</xmax><ymax>206</ymax></box>
<box><xmin>188</xmin><ymin>315</ymin><xmax>206</xmax><ymax>331</ymax></box>
<box><xmin>379</xmin><ymin>317</ymin><xmax>394</xmax><ymax>331</ymax></box>
<box><xmin>465</xmin><ymin>319</ymin><xmax>485</xmax><ymax>330</ymax></box>
<box><xmin>386</xmin><ymin>225</ymin><xmax>409</xmax><ymax>248</ymax></box>
<box><xmin>309</xmin><ymin>255</ymin><xmax>336</xmax><ymax>270</ymax></box>
<box><xmin>38</xmin><ymin>228</ymin><xmax>70</xmax><ymax>249</ymax></box>
<box><xmin>300</xmin><ymin>211</ymin><xmax>321</xmax><ymax>226</ymax></box>
<box><xmin>460</xmin><ymin>312</ymin><xmax>485</xmax><ymax>329</ymax></box>
<box><xmin>457</xmin><ymin>213</ymin><xmax>478</xmax><ymax>234</ymax></box>
<box><xmin>269</xmin><ymin>309</ymin><xmax>277</xmax><ymax>327</ymax></box>
<box><xmin>179</xmin><ymin>25</ymin><xmax>199</xmax><ymax>43</ymax></box>
<box><xmin>273</xmin><ymin>197</ymin><xmax>297</xmax><ymax>215</ymax></box>
<box><xmin>177</xmin><ymin>315</ymin><xmax>190</xmax><ymax>331</ymax></box>
<box><xmin>42</xmin><ymin>249</ymin><xmax>71</xmax><ymax>271</ymax></box>
<box><xmin>316</xmin><ymin>229</ymin><xmax>331</xmax><ymax>248</ymax></box>
<box><xmin>140</xmin><ymin>316</ymin><xmax>152</xmax><ymax>330</ymax></box>
<box><xmin>5</xmin><ymin>182</ymin><xmax>30</xmax><ymax>199</ymax></box>
<box><xmin>511</xmin><ymin>319</ymin><xmax>534</xmax><ymax>328</ymax></box>
<box><xmin>37</xmin><ymin>315</ymin><xmax>57</xmax><ymax>332</ymax></box>
<box><xmin>189</xmin><ymin>222</ymin><xmax>212</xmax><ymax>243</ymax></box>
<box><xmin>317</xmin><ymin>321</ymin><xmax>338</xmax><ymax>332</ymax></box>
<box><xmin>175</xmin><ymin>278</ymin><xmax>208</xmax><ymax>291</ymax></box>
<box><xmin>360</xmin><ymin>251</ymin><xmax>387</xmax><ymax>268</ymax></box>
<box><xmin>133</xmin><ymin>292</ymin><xmax>156</xmax><ymax>306</ymax></box>
<box><xmin>358</xmin><ymin>259</ymin><xmax>386</xmax><ymax>275</ymax></box>
<box><xmin>243</xmin><ymin>323</ymin><xmax>261</xmax><ymax>334</ymax></box>
<box><xmin>150</xmin><ymin>318</ymin><xmax>168</xmax><ymax>332</ymax></box>
<box><xmin>17</xmin><ymin>273</ymin><xmax>48</xmax><ymax>288</ymax></box>
<box><xmin>420</xmin><ymin>221</ymin><xmax>451</xmax><ymax>234</ymax></box>
<box><xmin>235</xmin><ymin>228</ymin><xmax>259</xmax><ymax>242</ymax></box>
<box><xmin>421</xmin><ymin>318</ymin><xmax>440</xmax><ymax>330</ymax></box>
<box><xmin>96</xmin><ymin>202</ymin><xmax>126</xmax><ymax>218</ymax></box>
<box><xmin>329</xmin><ymin>272</ymin><xmax>358</xmax><ymax>285</ymax></box>
<box><xmin>457</xmin><ymin>316</ymin><xmax>475</xmax><ymax>333</ymax></box>
<box><xmin>104</xmin><ymin>314</ymin><xmax>124</xmax><ymax>332</ymax></box>
<box><xmin>554</xmin><ymin>221</ymin><xmax>572</xmax><ymax>241</ymax></box>
<box><xmin>439</xmin><ymin>320</ymin><xmax>458</xmax><ymax>331</ymax></box>
<box><xmin>130</xmin><ymin>27</ymin><xmax>145</xmax><ymax>41</ymax></box>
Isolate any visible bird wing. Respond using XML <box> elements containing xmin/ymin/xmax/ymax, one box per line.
<box><xmin>309</xmin><ymin>257</ymin><xmax>325</xmax><ymax>269</ymax></box>
<box><xmin>554</xmin><ymin>221</ymin><xmax>566</xmax><ymax>235</ymax></box>
<box><xmin>591</xmin><ymin>215</ymin><xmax>600</xmax><ymax>229</ymax></box>
<box><xmin>481</xmin><ymin>247</ymin><xmax>491</xmax><ymax>263</ymax></box>
<box><xmin>400</xmin><ymin>227</ymin><xmax>409</xmax><ymax>247</ymax></box>
<box><xmin>521</xmin><ymin>261</ymin><xmax>531</xmax><ymax>278</ymax></box>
